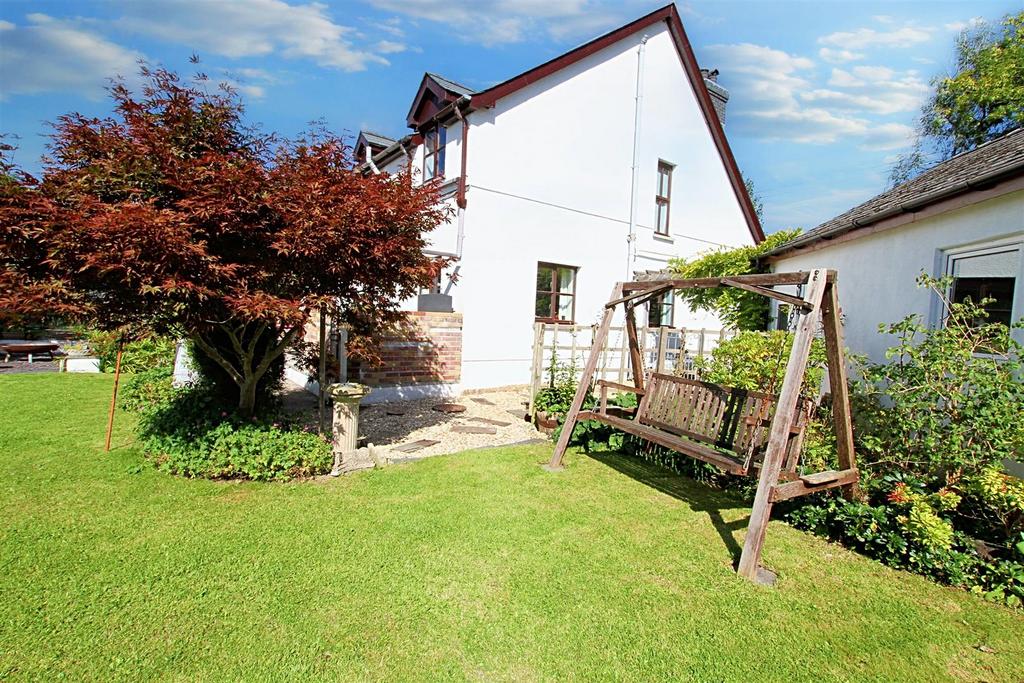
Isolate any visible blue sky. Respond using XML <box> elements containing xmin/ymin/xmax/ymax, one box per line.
<box><xmin>0</xmin><ymin>0</ymin><xmax>1016</xmax><ymax>233</ymax></box>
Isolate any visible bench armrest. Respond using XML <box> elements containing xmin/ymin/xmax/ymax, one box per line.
<box><xmin>596</xmin><ymin>380</ymin><xmax>645</xmax><ymax>396</ymax></box>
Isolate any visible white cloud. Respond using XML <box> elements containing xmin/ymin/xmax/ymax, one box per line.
<box><xmin>364</xmin><ymin>0</ymin><xmax>613</xmax><ymax>46</ymax></box>
<box><xmin>216</xmin><ymin>67</ymin><xmax>284</xmax><ymax>100</ymax></box>
<box><xmin>0</xmin><ymin>14</ymin><xmax>142</xmax><ymax>100</ymax></box>
<box><xmin>819</xmin><ymin>25</ymin><xmax>933</xmax><ymax>49</ymax></box>
<box><xmin>707</xmin><ymin>43</ymin><xmax>924</xmax><ymax>148</ymax></box>
<box><xmin>859</xmin><ymin>122</ymin><xmax>915</xmax><ymax>151</ymax></box>
<box><xmin>945</xmin><ymin>17</ymin><xmax>985</xmax><ymax>32</ymax></box>
<box><xmin>813</xmin><ymin>66</ymin><xmax>929</xmax><ymax>114</ymax></box>
<box><xmin>828</xmin><ymin>68</ymin><xmax>864</xmax><ymax>88</ymax></box>
<box><xmin>706</xmin><ymin>43</ymin><xmax>858</xmax><ymax>143</ymax></box>
<box><xmin>369</xmin><ymin>17</ymin><xmax>405</xmax><ymax>38</ymax></box>
<box><xmin>374</xmin><ymin>40</ymin><xmax>407</xmax><ymax>54</ymax></box>
<box><xmin>819</xmin><ymin>47</ymin><xmax>864</xmax><ymax>64</ymax></box>
<box><xmin>114</xmin><ymin>0</ymin><xmax>389</xmax><ymax>71</ymax></box>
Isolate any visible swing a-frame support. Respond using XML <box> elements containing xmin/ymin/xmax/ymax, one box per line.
<box><xmin>548</xmin><ymin>269</ymin><xmax>859</xmax><ymax>584</ymax></box>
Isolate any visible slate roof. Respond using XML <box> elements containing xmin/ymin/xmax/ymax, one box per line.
<box><xmin>425</xmin><ymin>72</ymin><xmax>476</xmax><ymax>98</ymax></box>
<box><xmin>765</xmin><ymin>128</ymin><xmax>1024</xmax><ymax>258</ymax></box>
<box><xmin>358</xmin><ymin>131</ymin><xmax>396</xmax><ymax>148</ymax></box>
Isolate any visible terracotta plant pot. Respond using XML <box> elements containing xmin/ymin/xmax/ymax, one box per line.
<box><xmin>535</xmin><ymin>410</ymin><xmax>561</xmax><ymax>433</ymax></box>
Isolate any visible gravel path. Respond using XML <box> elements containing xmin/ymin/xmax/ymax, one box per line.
<box><xmin>358</xmin><ymin>389</ymin><xmax>545</xmax><ymax>459</ymax></box>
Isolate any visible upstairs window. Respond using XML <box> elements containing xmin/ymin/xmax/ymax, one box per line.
<box><xmin>423</xmin><ymin>126</ymin><xmax>446</xmax><ymax>181</ymax></box>
<box><xmin>655</xmin><ymin>160</ymin><xmax>673</xmax><ymax>236</ymax></box>
<box><xmin>536</xmin><ymin>262</ymin><xmax>577</xmax><ymax>323</ymax></box>
<box><xmin>647</xmin><ymin>290</ymin><xmax>674</xmax><ymax>327</ymax></box>
<box><xmin>947</xmin><ymin>243</ymin><xmax>1020</xmax><ymax>329</ymax></box>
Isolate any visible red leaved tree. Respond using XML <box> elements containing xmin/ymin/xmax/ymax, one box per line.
<box><xmin>4</xmin><ymin>66</ymin><xmax>447</xmax><ymax>415</ymax></box>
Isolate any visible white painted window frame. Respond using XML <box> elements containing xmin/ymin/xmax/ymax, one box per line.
<box><xmin>932</xmin><ymin>234</ymin><xmax>1024</xmax><ymax>348</ymax></box>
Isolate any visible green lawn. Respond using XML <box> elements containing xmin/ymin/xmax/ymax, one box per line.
<box><xmin>1</xmin><ymin>374</ymin><xmax>1022</xmax><ymax>681</ymax></box>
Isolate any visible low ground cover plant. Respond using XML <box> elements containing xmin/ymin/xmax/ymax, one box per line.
<box><xmin>121</xmin><ymin>367</ymin><xmax>330</xmax><ymax>482</ymax></box>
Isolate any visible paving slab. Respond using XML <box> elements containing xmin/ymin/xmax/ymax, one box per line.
<box><xmin>452</xmin><ymin>425</ymin><xmax>498</xmax><ymax>435</ymax></box>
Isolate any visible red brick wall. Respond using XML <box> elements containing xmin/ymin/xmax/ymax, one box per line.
<box><xmin>355</xmin><ymin>311</ymin><xmax>462</xmax><ymax>387</ymax></box>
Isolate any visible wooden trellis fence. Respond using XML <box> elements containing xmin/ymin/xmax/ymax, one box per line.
<box><xmin>528</xmin><ymin>322</ymin><xmax>734</xmax><ymax>413</ymax></box>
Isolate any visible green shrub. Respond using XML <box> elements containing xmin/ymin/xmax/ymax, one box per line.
<box><xmin>533</xmin><ymin>355</ymin><xmax>587</xmax><ymax>417</ymax></box>
<box><xmin>148</xmin><ymin>420</ymin><xmax>332</xmax><ymax>482</ymax></box>
<box><xmin>119</xmin><ymin>366</ymin><xmax>176</xmax><ymax>413</ymax></box>
<box><xmin>786</xmin><ymin>496</ymin><xmax>983</xmax><ymax>588</ymax></box>
<box><xmin>667</xmin><ymin>230</ymin><xmax>801</xmax><ymax>330</ymax></box>
<box><xmin>692</xmin><ymin>329</ymin><xmax>827</xmax><ymax>395</ymax></box>
<box><xmin>86</xmin><ymin>330</ymin><xmax>177</xmax><ymax>373</ymax></box>
<box><xmin>853</xmin><ymin>274</ymin><xmax>1024</xmax><ymax>480</ymax></box>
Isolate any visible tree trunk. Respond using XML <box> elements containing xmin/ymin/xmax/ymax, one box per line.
<box><xmin>191</xmin><ymin>322</ymin><xmax>302</xmax><ymax>418</ymax></box>
<box><xmin>238</xmin><ymin>374</ymin><xmax>259</xmax><ymax>417</ymax></box>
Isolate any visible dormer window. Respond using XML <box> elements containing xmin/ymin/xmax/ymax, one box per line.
<box><xmin>423</xmin><ymin>126</ymin><xmax>446</xmax><ymax>181</ymax></box>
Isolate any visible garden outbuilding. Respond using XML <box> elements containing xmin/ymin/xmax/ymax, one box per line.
<box><xmin>763</xmin><ymin>128</ymin><xmax>1024</xmax><ymax>362</ymax></box>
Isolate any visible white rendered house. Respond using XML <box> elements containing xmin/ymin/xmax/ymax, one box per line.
<box><xmin>350</xmin><ymin>4</ymin><xmax>762</xmax><ymax>399</ymax></box>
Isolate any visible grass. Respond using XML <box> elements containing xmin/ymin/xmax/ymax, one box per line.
<box><xmin>1</xmin><ymin>374</ymin><xmax>1022</xmax><ymax>682</ymax></box>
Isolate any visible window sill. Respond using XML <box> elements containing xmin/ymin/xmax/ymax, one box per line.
<box><xmin>653</xmin><ymin>233</ymin><xmax>674</xmax><ymax>243</ymax></box>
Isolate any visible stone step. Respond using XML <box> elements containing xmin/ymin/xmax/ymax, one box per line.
<box><xmin>452</xmin><ymin>425</ymin><xmax>497</xmax><ymax>435</ymax></box>
<box><xmin>392</xmin><ymin>439</ymin><xmax>440</xmax><ymax>453</ymax></box>
<box><xmin>468</xmin><ymin>416</ymin><xmax>511</xmax><ymax>427</ymax></box>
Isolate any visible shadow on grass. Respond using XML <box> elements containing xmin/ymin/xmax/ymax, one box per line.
<box><xmin>588</xmin><ymin>451</ymin><xmax>750</xmax><ymax>567</ymax></box>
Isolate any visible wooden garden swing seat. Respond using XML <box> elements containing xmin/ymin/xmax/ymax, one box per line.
<box><xmin>579</xmin><ymin>373</ymin><xmax>814</xmax><ymax>477</ymax></box>
<box><xmin>547</xmin><ymin>269</ymin><xmax>861</xmax><ymax>584</ymax></box>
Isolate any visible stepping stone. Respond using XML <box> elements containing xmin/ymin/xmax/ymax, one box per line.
<box><xmin>468</xmin><ymin>416</ymin><xmax>511</xmax><ymax>427</ymax></box>
<box><xmin>507</xmin><ymin>409</ymin><xmax>529</xmax><ymax>421</ymax></box>
<box><xmin>392</xmin><ymin>439</ymin><xmax>440</xmax><ymax>453</ymax></box>
<box><xmin>470</xmin><ymin>397</ymin><xmax>496</xmax><ymax>405</ymax></box>
<box><xmin>452</xmin><ymin>425</ymin><xmax>497</xmax><ymax>435</ymax></box>
<box><xmin>433</xmin><ymin>403</ymin><xmax>467</xmax><ymax>414</ymax></box>
<box><xmin>385</xmin><ymin>408</ymin><xmax>406</xmax><ymax>416</ymax></box>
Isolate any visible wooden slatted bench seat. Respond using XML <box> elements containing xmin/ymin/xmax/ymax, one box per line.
<box><xmin>581</xmin><ymin>374</ymin><xmax>813</xmax><ymax>477</ymax></box>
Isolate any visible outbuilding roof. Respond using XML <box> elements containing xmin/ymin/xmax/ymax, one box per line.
<box><xmin>765</xmin><ymin>128</ymin><xmax>1024</xmax><ymax>259</ymax></box>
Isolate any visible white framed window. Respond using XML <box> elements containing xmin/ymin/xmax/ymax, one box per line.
<box><xmin>943</xmin><ymin>239</ymin><xmax>1022</xmax><ymax>330</ymax></box>
<box><xmin>422</xmin><ymin>126</ymin><xmax>446</xmax><ymax>182</ymax></box>
<box><xmin>535</xmin><ymin>262</ymin><xmax>577</xmax><ymax>323</ymax></box>
<box><xmin>655</xmin><ymin>160</ymin><xmax>673</xmax><ymax>236</ymax></box>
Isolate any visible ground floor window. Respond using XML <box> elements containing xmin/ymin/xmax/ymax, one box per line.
<box><xmin>945</xmin><ymin>241</ymin><xmax>1021</xmax><ymax>329</ymax></box>
<box><xmin>647</xmin><ymin>290</ymin><xmax>674</xmax><ymax>327</ymax></box>
<box><xmin>536</xmin><ymin>262</ymin><xmax>577</xmax><ymax>323</ymax></box>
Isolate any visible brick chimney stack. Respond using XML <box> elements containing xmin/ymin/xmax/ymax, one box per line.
<box><xmin>700</xmin><ymin>68</ymin><xmax>729</xmax><ymax>126</ymax></box>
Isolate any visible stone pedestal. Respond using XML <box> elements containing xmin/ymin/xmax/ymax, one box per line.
<box><xmin>327</xmin><ymin>382</ymin><xmax>371</xmax><ymax>475</ymax></box>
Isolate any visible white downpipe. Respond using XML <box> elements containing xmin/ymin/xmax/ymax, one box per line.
<box><xmin>626</xmin><ymin>35</ymin><xmax>648</xmax><ymax>278</ymax></box>
<box><xmin>365</xmin><ymin>147</ymin><xmax>380</xmax><ymax>174</ymax></box>
<box><xmin>456</xmin><ymin>205</ymin><xmax>465</xmax><ymax>259</ymax></box>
